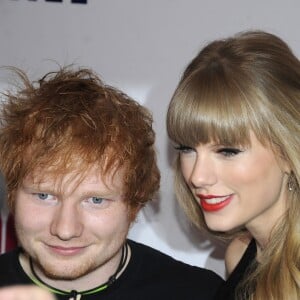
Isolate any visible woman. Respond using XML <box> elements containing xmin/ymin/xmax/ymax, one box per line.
<box><xmin>167</xmin><ymin>31</ymin><xmax>300</xmax><ymax>299</ymax></box>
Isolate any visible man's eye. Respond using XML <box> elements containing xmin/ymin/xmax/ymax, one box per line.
<box><xmin>83</xmin><ymin>196</ymin><xmax>112</xmax><ymax>209</ymax></box>
<box><xmin>37</xmin><ymin>193</ymin><xmax>49</xmax><ymax>200</ymax></box>
<box><xmin>34</xmin><ymin>193</ymin><xmax>56</xmax><ymax>202</ymax></box>
<box><xmin>174</xmin><ymin>145</ymin><xmax>194</xmax><ymax>154</ymax></box>
<box><xmin>217</xmin><ymin>147</ymin><xmax>242</xmax><ymax>157</ymax></box>
<box><xmin>90</xmin><ymin>197</ymin><xmax>105</xmax><ymax>204</ymax></box>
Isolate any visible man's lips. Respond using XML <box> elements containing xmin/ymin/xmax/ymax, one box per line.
<box><xmin>46</xmin><ymin>245</ymin><xmax>87</xmax><ymax>256</ymax></box>
<box><xmin>197</xmin><ymin>194</ymin><xmax>234</xmax><ymax>212</ymax></box>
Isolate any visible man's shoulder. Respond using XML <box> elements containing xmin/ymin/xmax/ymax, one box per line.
<box><xmin>125</xmin><ymin>240</ymin><xmax>223</xmax><ymax>299</ymax></box>
<box><xmin>128</xmin><ymin>239</ymin><xmax>223</xmax><ymax>281</ymax></box>
<box><xmin>0</xmin><ymin>248</ymin><xmax>19</xmax><ymax>263</ymax></box>
<box><xmin>0</xmin><ymin>248</ymin><xmax>31</xmax><ymax>286</ymax></box>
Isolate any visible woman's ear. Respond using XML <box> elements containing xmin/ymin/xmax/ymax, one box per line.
<box><xmin>281</xmin><ymin>159</ymin><xmax>291</xmax><ymax>174</ymax></box>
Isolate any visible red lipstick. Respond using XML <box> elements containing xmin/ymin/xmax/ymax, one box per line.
<box><xmin>197</xmin><ymin>194</ymin><xmax>233</xmax><ymax>212</ymax></box>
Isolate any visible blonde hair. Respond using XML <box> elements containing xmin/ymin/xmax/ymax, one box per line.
<box><xmin>167</xmin><ymin>31</ymin><xmax>300</xmax><ymax>299</ymax></box>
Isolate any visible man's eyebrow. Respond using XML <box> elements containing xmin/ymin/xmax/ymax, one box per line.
<box><xmin>21</xmin><ymin>184</ymin><xmax>53</xmax><ymax>192</ymax></box>
<box><xmin>77</xmin><ymin>190</ymin><xmax>114</xmax><ymax>197</ymax></box>
<box><xmin>22</xmin><ymin>183</ymin><xmax>121</xmax><ymax>197</ymax></box>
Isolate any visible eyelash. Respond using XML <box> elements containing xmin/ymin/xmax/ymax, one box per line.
<box><xmin>174</xmin><ymin>144</ymin><xmax>243</xmax><ymax>157</ymax></box>
<box><xmin>217</xmin><ymin>147</ymin><xmax>242</xmax><ymax>157</ymax></box>
<box><xmin>174</xmin><ymin>145</ymin><xmax>194</xmax><ymax>153</ymax></box>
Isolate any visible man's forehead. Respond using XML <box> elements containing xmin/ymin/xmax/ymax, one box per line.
<box><xmin>23</xmin><ymin>166</ymin><xmax>125</xmax><ymax>189</ymax></box>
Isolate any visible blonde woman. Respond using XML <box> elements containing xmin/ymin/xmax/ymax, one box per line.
<box><xmin>167</xmin><ymin>31</ymin><xmax>300</xmax><ymax>299</ymax></box>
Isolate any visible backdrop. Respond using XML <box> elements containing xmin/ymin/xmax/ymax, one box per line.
<box><xmin>1</xmin><ymin>0</ymin><xmax>300</xmax><ymax>278</ymax></box>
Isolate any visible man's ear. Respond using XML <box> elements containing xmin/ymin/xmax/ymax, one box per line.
<box><xmin>128</xmin><ymin>204</ymin><xmax>142</xmax><ymax>223</ymax></box>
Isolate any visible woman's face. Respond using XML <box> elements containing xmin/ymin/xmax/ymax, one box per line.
<box><xmin>179</xmin><ymin>132</ymin><xmax>290</xmax><ymax>236</ymax></box>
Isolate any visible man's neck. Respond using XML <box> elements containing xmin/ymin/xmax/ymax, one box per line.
<box><xmin>19</xmin><ymin>245</ymin><xmax>131</xmax><ymax>293</ymax></box>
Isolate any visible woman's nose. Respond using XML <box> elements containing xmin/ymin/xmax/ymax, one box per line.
<box><xmin>189</xmin><ymin>155</ymin><xmax>217</xmax><ymax>189</ymax></box>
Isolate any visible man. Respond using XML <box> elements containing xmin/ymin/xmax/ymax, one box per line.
<box><xmin>0</xmin><ymin>67</ymin><xmax>223</xmax><ymax>299</ymax></box>
<box><xmin>0</xmin><ymin>286</ymin><xmax>55</xmax><ymax>300</ymax></box>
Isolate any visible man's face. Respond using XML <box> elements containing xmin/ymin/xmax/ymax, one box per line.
<box><xmin>14</xmin><ymin>166</ymin><xmax>133</xmax><ymax>281</ymax></box>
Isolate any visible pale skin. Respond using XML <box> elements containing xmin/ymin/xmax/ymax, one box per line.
<box><xmin>0</xmin><ymin>286</ymin><xmax>56</xmax><ymax>300</ymax></box>
<box><xmin>225</xmin><ymin>233</ymin><xmax>252</xmax><ymax>276</ymax></box>
<box><xmin>179</xmin><ymin>131</ymin><xmax>290</xmax><ymax>276</ymax></box>
<box><xmin>14</xmin><ymin>166</ymin><xmax>137</xmax><ymax>292</ymax></box>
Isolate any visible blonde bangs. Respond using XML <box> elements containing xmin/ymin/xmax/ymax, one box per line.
<box><xmin>167</xmin><ymin>72</ymin><xmax>255</xmax><ymax>148</ymax></box>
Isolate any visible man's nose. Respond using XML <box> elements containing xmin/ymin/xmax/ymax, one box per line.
<box><xmin>50</xmin><ymin>200</ymin><xmax>83</xmax><ymax>240</ymax></box>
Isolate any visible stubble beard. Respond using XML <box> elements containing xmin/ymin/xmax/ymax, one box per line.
<box><xmin>32</xmin><ymin>253</ymin><xmax>98</xmax><ymax>281</ymax></box>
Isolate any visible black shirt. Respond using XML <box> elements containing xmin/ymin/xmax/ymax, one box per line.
<box><xmin>0</xmin><ymin>239</ymin><xmax>223</xmax><ymax>299</ymax></box>
<box><xmin>214</xmin><ymin>239</ymin><xmax>256</xmax><ymax>300</ymax></box>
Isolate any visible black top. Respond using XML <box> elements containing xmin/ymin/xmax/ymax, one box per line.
<box><xmin>0</xmin><ymin>239</ymin><xmax>223</xmax><ymax>299</ymax></box>
<box><xmin>214</xmin><ymin>239</ymin><xmax>257</xmax><ymax>300</ymax></box>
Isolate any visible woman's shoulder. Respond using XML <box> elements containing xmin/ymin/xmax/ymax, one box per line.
<box><xmin>225</xmin><ymin>233</ymin><xmax>252</xmax><ymax>276</ymax></box>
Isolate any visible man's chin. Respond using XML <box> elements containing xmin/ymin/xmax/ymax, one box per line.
<box><xmin>37</xmin><ymin>263</ymin><xmax>90</xmax><ymax>281</ymax></box>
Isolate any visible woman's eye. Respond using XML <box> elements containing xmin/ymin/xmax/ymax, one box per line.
<box><xmin>217</xmin><ymin>147</ymin><xmax>242</xmax><ymax>157</ymax></box>
<box><xmin>174</xmin><ymin>145</ymin><xmax>194</xmax><ymax>154</ymax></box>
